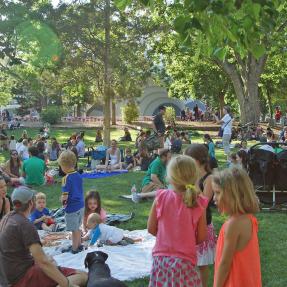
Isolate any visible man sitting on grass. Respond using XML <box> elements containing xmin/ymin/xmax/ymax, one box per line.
<box><xmin>22</xmin><ymin>146</ymin><xmax>46</xmax><ymax>186</ymax></box>
<box><xmin>0</xmin><ymin>186</ymin><xmax>87</xmax><ymax>287</ymax></box>
<box><xmin>132</xmin><ymin>149</ymin><xmax>171</xmax><ymax>202</ymax></box>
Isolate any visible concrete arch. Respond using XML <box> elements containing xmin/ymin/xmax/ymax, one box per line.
<box><xmin>139</xmin><ymin>86</ymin><xmax>185</xmax><ymax>116</ymax></box>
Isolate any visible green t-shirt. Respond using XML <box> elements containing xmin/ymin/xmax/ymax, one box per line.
<box><xmin>23</xmin><ymin>157</ymin><xmax>46</xmax><ymax>186</ymax></box>
<box><xmin>142</xmin><ymin>157</ymin><xmax>166</xmax><ymax>187</ymax></box>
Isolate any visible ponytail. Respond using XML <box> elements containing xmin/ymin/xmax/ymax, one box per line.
<box><xmin>184</xmin><ymin>184</ymin><xmax>198</xmax><ymax>208</ymax></box>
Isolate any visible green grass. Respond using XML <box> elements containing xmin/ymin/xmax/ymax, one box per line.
<box><xmin>1</xmin><ymin>128</ymin><xmax>286</xmax><ymax>286</ymax></box>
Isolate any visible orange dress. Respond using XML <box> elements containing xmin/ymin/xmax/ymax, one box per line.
<box><xmin>214</xmin><ymin>214</ymin><xmax>262</xmax><ymax>287</ymax></box>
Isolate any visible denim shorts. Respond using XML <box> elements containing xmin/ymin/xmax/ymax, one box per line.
<box><xmin>65</xmin><ymin>208</ymin><xmax>84</xmax><ymax>231</ymax></box>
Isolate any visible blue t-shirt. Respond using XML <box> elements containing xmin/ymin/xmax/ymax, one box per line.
<box><xmin>208</xmin><ymin>142</ymin><xmax>216</xmax><ymax>159</ymax></box>
<box><xmin>30</xmin><ymin>208</ymin><xmax>51</xmax><ymax>230</ymax></box>
<box><xmin>62</xmin><ymin>171</ymin><xmax>84</xmax><ymax>213</ymax></box>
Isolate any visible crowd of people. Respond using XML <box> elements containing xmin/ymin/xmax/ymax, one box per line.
<box><xmin>0</xmin><ymin>106</ymin><xmax>272</xmax><ymax>287</ymax></box>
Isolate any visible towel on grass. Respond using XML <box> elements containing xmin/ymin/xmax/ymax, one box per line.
<box><xmin>81</xmin><ymin>170</ymin><xmax>128</xmax><ymax>179</ymax></box>
<box><xmin>42</xmin><ymin>230</ymin><xmax>154</xmax><ymax>281</ymax></box>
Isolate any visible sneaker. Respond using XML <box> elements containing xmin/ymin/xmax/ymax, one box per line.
<box><xmin>132</xmin><ymin>192</ymin><xmax>141</xmax><ymax>203</ymax></box>
<box><xmin>71</xmin><ymin>245</ymin><xmax>85</xmax><ymax>254</ymax></box>
<box><xmin>61</xmin><ymin>245</ymin><xmax>72</xmax><ymax>253</ymax></box>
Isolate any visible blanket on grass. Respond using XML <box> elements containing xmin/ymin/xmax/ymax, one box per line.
<box><xmin>81</xmin><ymin>170</ymin><xmax>128</xmax><ymax>179</ymax></box>
<box><xmin>41</xmin><ymin>230</ymin><xmax>154</xmax><ymax>281</ymax></box>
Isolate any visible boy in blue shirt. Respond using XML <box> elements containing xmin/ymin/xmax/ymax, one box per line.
<box><xmin>30</xmin><ymin>192</ymin><xmax>56</xmax><ymax>231</ymax></box>
<box><xmin>58</xmin><ymin>150</ymin><xmax>84</xmax><ymax>254</ymax></box>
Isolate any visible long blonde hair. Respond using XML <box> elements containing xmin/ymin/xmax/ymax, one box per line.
<box><xmin>167</xmin><ymin>155</ymin><xmax>199</xmax><ymax>208</ymax></box>
<box><xmin>212</xmin><ymin>167</ymin><xmax>259</xmax><ymax>215</ymax></box>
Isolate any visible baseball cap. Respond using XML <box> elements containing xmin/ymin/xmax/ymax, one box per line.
<box><xmin>11</xmin><ymin>186</ymin><xmax>35</xmax><ymax>205</ymax></box>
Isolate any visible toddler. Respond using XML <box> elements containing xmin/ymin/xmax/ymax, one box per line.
<box><xmin>58</xmin><ymin>150</ymin><xmax>84</xmax><ymax>254</ymax></box>
<box><xmin>212</xmin><ymin>167</ymin><xmax>261</xmax><ymax>287</ymax></box>
<box><xmin>123</xmin><ymin>148</ymin><xmax>135</xmax><ymax>170</ymax></box>
<box><xmin>30</xmin><ymin>192</ymin><xmax>56</xmax><ymax>231</ymax></box>
<box><xmin>83</xmin><ymin>190</ymin><xmax>107</xmax><ymax>233</ymax></box>
<box><xmin>83</xmin><ymin>213</ymin><xmax>139</xmax><ymax>245</ymax></box>
<box><xmin>148</xmin><ymin>155</ymin><xmax>208</xmax><ymax>287</ymax></box>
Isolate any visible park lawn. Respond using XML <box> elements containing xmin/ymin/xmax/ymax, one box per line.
<box><xmin>1</xmin><ymin>127</ymin><xmax>286</xmax><ymax>286</ymax></box>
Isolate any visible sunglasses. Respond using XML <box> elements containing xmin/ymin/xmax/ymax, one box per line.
<box><xmin>12</xmin><ymin>153</ymin><xmax>18</xmax><ymax>156</ymax></box>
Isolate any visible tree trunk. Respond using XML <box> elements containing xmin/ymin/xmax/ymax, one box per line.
<box><xmin>218</xmin><ymin>92</ymin><xmax>225</xmax><ymax>117</ymax></box>
<box><xmin>103</xmin><ymin>0</ymin><xmax>111</xmax><ymax>146</ymax></box>
<box><xmin>112</xmin><ymin>99</ymin><xmax>116</xmax><ymax>125</ymax></box>
<box><xmin>76</xmin><ymin>104</ymin><xmax>81</xmax><ymax>117</ymax></box>
<box><xmin>214</xmin><ymin>53</ymin><xmax>267</xmax><ymax>124</ymax></box>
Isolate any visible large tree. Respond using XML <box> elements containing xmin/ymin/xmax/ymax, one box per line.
<box><xmin>117</xmin><ymin>0</ymin><xmax>287</xmax><ymax>124</ymax></box>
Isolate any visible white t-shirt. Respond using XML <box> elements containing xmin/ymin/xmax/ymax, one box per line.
<box><xmin>9</xmin><ymin>140</ymin><xmax>16</xmax><ymax>151</ymax></box>
<box><xmin>221</xmin><ymin>114</ymin><xmax>233</xmax><ymax>135</ymax></box>
<box><xmin>98</xmin><ymin>223</ymin><xmax>124</xmax><ymax>244</ymax></box>
<box><xmin>76</xmin><ymin>140</ymin><xmax>85</xmax><ymax>157</ymax></box>
<box><xmin>18</xmin><ymin>145</ymin><xmax>29</xmax><ymax>160</ymax></box>
<box><xmin>164</xmin><ymin>137</ymin><xmax>172</xmax><ymax>150</ymax></box>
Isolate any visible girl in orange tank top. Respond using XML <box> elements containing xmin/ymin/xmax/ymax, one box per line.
<box><xmin>212</xmin><ymin>167</ymin><xmax>262</xmax><ymax>287</ymax></box>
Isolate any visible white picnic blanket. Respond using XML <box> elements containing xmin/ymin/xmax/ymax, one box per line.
<box><xmin>42</xmin><ymin>230</ymin><xmax>155</xmax><ymax>281</ymax></box>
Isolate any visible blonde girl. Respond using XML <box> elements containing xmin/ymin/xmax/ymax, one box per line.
<box><xmin>213</xmin><ymin>167</ymin><xmax>261</xmax><ymax>287</ymax></box>
<box><xmin>148</xmin><ymin>155</ymin><xmax>208</xmax><ymax>287</ymax></box>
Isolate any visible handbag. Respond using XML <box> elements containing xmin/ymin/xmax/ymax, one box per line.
<box><xmin>218</xmin><ymin>118</ymin><xmax>232</xmax><ymax>138</ymax></box>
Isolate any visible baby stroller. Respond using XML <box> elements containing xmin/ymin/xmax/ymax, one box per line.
<box><xmin>248</xmin><ymin>142</ymin><xmax>287</xmax><ymax>209</ymax></box>
<box><xmin>144</xmin><ymin>133</ymin><xmax>161</xmax><ymax>152</ymax></box>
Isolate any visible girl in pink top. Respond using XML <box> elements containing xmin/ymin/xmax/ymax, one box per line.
<box><xmin>83</xmin><ymin>190</ymin><xmax>107</xmax><ymax>233</ymax></box>
<box><xmin>212</xmin><ymin>167</ymin><xmax>262</xmax><ymax>287</ymax></box>
<box><xmin>148</xmin><ymin>155</ymin><xmax>208</xmax><ymax>287</ymax></box>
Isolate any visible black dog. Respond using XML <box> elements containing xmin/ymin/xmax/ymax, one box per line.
<box><xmin>84</xmin><ymin>251</ymin><xmax>128</xmax><ymax>287</ymax></box>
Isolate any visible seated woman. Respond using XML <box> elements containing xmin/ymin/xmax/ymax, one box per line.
<box><xmin>96</xmin><ymin>140</ymin><xmax>122</xmax><ymax>171</ymax></box>
<box><xmin>0</xmin><ymin>176</ymin><xmax>11</xmax><ymax>221</ymax></box>
<box><xmin>2</xmin><ymin>150</ymin><xmax>22</xmax><ymax>178</ymax></box>
<box><xmin>0</xmin><ymin>124</ymin><xmax>8</xmax><ymax>150</ymax></box>
<box><xmin>49</xmin><ymin>137</ymin><xmax>61</xmax><ymax>161</ymax></box>
<box><xmin>95</xmin><ymin>129</ymin><xmax>103</xmax><ymax>142</ymax></box>
<box><xmin>120</xmin><ymin>127</ymin><xmax>132</xmax><ymax>142</ymax></box>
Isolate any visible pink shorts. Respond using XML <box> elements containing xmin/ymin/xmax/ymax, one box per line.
<box><xmin>12</xmin><ymin>264</ymin><xmax>77</xmax><ymax>287</ymax></box>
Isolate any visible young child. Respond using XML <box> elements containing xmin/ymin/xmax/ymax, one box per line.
<box><xmin>236</xmin><ymin>150</ymin><xmax>248</xmax><ymax>170</ymax></box>
<box><xmin>58</xmin><ymin>150</ymin><xmax>84</xmax><ymax>254</ymax></box>
<box><xmin>148</xmin><ymin>155</ymin><xmax>208</xmax><ymax>287</ymax></box>
<box><xmin>9</xmin><ymin>135</ymin><xmax>16</xmax><ymax>151</ymax></box>
<box><xmin>29</xmin><ymin>193</ymin><xmax>56</xmax><ymax>232</ymax></box>
<box><xmin>212</xmin><ymin>167</ymin><xmax>261</xmax><ymax>287</ymax></box>
<box><xmin>82</xmin><ymin>213</ymin><xmax>139</xmax><ymax>245</ymax></box>
<box><xmin>83</xmin><ymin>190</ymin><xmax>107</xmax><ymax>233</ymax></box>
<box><xmin>204</xmin><ymin>134</ymin><xmax>218</xmax><ymax>169</ymax></box>
<box><xmin>123</xmin><ymin>148</ymin><xmax>135</xmax><ymax>171</ymax></box>
<box><xmin>185</xmin><ymin>144</ymin><xmax>217</xmax><ymax>287</ymax></box>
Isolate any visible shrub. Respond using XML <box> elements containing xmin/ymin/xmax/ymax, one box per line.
<box><xmin>41</xmin><ymin>106</ymin><xmax>64</xmax><ymax>125</ymax></box>
<box><xmin>121</xmin><ymin>102</ymin><xmax>139</xmax><ymax>124</ymax></box>
<box><xmin>164</xmin><ymin>106</ymin><xmax>176</xmax><ymax>125</ymax></box>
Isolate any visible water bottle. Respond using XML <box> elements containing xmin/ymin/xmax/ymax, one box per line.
<box><xmin>131</xmin><ymin>184</ymin><xmax>137</xmax><ymax>194</ymax></box>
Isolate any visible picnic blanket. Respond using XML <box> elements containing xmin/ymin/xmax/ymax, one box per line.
<box><xmin>51</xmin><ymin>208</ymin><xmax>134</xmax><ymax>231</ymax></box>
<box><xmin>81</xmin><ymin>170</ymin><xmax>128</xmax><ymax>179</ymax></box>
<box><xmin>42</xmin><ymin>229</ymin><xmax>154</xmax><ymax>281</ymax></box>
